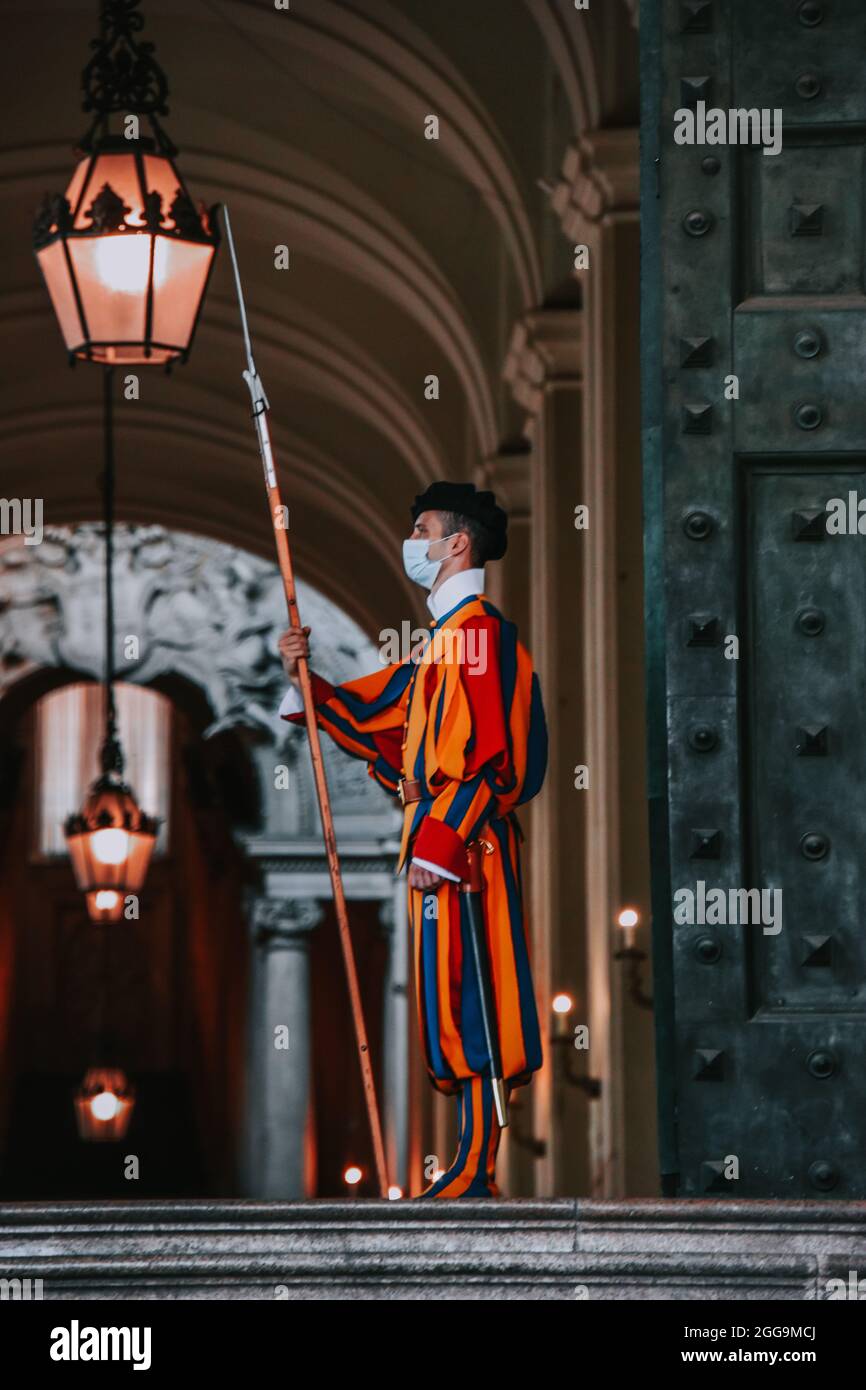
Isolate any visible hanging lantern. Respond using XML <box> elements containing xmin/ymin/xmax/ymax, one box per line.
<box><xmin>65</xmin><ymin>771</ymin><xmax>158</xmax><ymax>924</ymax></box>
<box><xmin>32</xmin><ymin>0</ymin><xmax>218</xmax><ymax>365</ymax></box>
<box><xmin>60</xmin><ymin>355</ymin><xmax>160</xmax><ymax>921</ymax></box>
<box><xmin>74</xmin><ymin>1067</ymin><xmax>136</xmax><ymax>1141</ymax></box>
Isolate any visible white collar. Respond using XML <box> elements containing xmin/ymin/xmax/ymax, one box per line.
<box><xmin>426</xmin><ymin>567</ymin><xmax>486</xmax><ymax>621</ymax></box>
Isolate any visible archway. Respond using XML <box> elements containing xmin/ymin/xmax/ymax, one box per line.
<box><xmin>0</xmin><ymin>524</ymin><xmax>404</xmax><ymax>1198</ymax></box>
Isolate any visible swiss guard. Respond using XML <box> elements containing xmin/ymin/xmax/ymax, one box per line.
<box><xmin>278</xmin><ymin>481</ymin><xmax>548</xmax><ymax>1198</ymax></box>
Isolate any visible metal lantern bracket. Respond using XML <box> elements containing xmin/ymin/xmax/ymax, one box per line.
<box><xmin>81</xmin><ymin>0</ymin><xmax>171</xmax><ymax>143</ymax></box>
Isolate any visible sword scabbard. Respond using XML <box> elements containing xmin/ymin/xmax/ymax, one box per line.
<box><xmin>461</xmin><ymin>837</ymin><xmax>509</xmax><ymax>1128</ymax></box>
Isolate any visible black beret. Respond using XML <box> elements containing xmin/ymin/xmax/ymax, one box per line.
<box><xmin>410</xmin><ymin>481</ymin><xmax>508</xmax><ymax>561</ymax></box>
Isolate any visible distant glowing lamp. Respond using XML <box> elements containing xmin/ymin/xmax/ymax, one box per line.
<box><xmin>65</xmin><ymin>775</ymin><xmax>158</xmax><ymax>924</ymax></box>
<box><xmin>617</xmin><ymin>907</ymin><xmax>640</xmax><ymax>951</ymax></box>
<box><xmin>343</xmin><ymin>1166</ymin><xmax>363</xmax><ymax>1190</ymax></box>
<box><xmin>552</xmin><ymin>992</ymin><xmax>574</xmax><ymax>1038</ymax></box>
<box><xmin>388</xmin><ymin>1185</ymin><xmax>403</xmax><ymax>1201</ymax></box>
<box><xmin>74</xmin><ymin>1067</ymin><xmax>136</xmax><ymax>1142</ymax></box>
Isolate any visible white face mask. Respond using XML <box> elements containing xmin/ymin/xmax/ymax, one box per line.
<box><xmin>402</xmin><ymin>532</ymin><xmax>459</xmax><ymax>590</ymax></box>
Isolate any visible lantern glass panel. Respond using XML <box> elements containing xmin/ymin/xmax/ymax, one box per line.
<box><xmin>66</xmin><ymin>829</ymin><xmax>92</xmax><ymax>893</ymax></box>
<box><xmin>37</xmin><ymin>240</ymin><xmax>83</xmax><ymax>349</ymax></box>
<box><xmin>151</xmin><ymin>237</ymin><xmax>213</xmax><ymax>346</ymax></box>
<box><xmin>124</xmin><ymin>831</ymin><xmax>157</xmax><ymax>891</ymax></box>
<box><xmin>143</xmin><ymin>155</ymin><xmax>182</xmax><ymax>216</ymax></box>
<box><xmin>67</xmin><ymin>236</ymin><xmax>148</xmax><ymax>352</ymax></box>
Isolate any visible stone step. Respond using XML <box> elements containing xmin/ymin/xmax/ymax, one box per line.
<box><xmin>1</xmin><ymin>1199</ymin><xmax>865</xmax><ymax>1299</ymax></box>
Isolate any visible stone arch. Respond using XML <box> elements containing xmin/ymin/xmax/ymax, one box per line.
<box><xmin>523</xmin><ymin>0</ymin><xmax>603</xmax><ymax>131</ymax></box>
<box><xmin>0</xmin><ymin>393</ymin><xmax>426</xmax><ymax>638</ymax></box>
<box><xmin>0</xmin><ymin>524</ymin><xmax>393</xmax><ymax>840</ymax></box>
<box><xmin>186</xmin><ymin>0</ymin><xmax>545</xmax><ymax>303</ymax></box>
<box><xmin>1</xmin><ymin>285</ymin><xmax>448</xmax><ymax>486</ymax></box>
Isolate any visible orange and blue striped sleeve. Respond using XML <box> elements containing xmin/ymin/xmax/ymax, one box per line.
<box><xmin>283</xmin><ymin>663</ymin><xmax>413</xmax><ymax>798</ymax></box>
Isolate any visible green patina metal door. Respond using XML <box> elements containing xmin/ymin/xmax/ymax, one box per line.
<box><xmin>642</xmin><ymin>0</ymin><xmax>866</xmax><ymax>1197</ymax></box>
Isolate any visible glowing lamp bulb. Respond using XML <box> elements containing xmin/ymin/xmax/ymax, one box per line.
<box><xmin>343</xmin><ymin>1165</ymin><xmax>363</xmax><ymax>1186</ymax></box>
<box><xmin>388</xmin><ymin>1186</ymin><xmax>403</xmax><ymax>1201</ymax></box>
<box><xmin>552</xmin><ymin>992</ymin><xmax>574</xmax><ymax>1038</ymax></box>
<box><xmin>617</xmin><ymin>906</ymin><xmax>640</xmax><ymax>951</ymax></box>
<box><xmin>95</xmin><ymin>890</ymin><xmax>120</xmax><ymax>911</ymax></box>
<box><xmin>90</xmin><ymin>1089</ymin><xmax>120</xmax><ymax>1121</ymax></box>
<box><xmin>93</xmin><ymin>234</ymin><xmax>170</xmax><ymax>297</ymax></box>
<box><xmin>91</xmin><ymin>828</ymin><xmax>128</xmax><ymax>865</ymax></box>
<box><xmin>93</xmin><ymin>235</ymin><xmax>150</xmax><ymax>294</ymax></box>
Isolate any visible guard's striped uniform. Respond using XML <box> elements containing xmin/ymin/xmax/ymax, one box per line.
<box><xmin>285</xmin><ymin>591</ymin><xmax>547</xmax><ymax>1196</ymax></box>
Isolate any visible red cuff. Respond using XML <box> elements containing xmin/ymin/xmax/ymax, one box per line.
<box><xmin>284</xmin><ymin>672</ymin><xmax>337</xmax><ymax>723</ymax></box>
<box><xmin>412</xmin><ymin>818</ymin><xmax>470</xmax><ymax>881</ymax></box>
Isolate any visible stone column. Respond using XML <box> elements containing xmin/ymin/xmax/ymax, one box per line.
<box><xmin>549</xmin><ymin>127</ymin><xmax>645</xmax><ymax>1198</ymax></box>
<box><xmin>379</xmin><ymin>873</ymin><xmax>409</xmax><ymax>1196</ymax></box>
<box><xmin>504</xmin><ymin>308</ymin><xmax>586</xmax><ymax>1199</ymax></box>
<box><xmin>478</xmin><ymin>443</ymin><xmax>531</xmax><ymax>636</ymax></box>
<box><xmin>242</xmin><ymin>896</ymin><xmax>323</xmax><ymax>1199</ymax></box>
<box><xmin>477</xmin><ymin>447</ymin><xmax>533</xmax><ymax>1198</ymax></box>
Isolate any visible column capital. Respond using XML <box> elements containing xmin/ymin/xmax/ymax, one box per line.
<box><xmin>480</xmin><ymin>443</ymin><xmax>532</xmax><ymax>517</ymax></box>
<box><xmin>551</xmin><ymin>127</ymin><xmax>639</xmax><ymax>236</ymax></box>
<box><xmin>503</xmin><ymin>309</ymin><xmax>582</xmax><ymax>418</ymax></box>
<box><xmin>251</xmin><ymin>896</ymin><xmax>324</xmax><ymax>950</ymax></box>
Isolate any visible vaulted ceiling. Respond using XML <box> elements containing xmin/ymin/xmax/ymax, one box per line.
<box><xmin>0</xmin><ymin>0</ymin><xmax>637</xmax><ymax>635</ymax></box>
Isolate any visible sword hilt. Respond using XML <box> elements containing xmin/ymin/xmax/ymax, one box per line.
<box><xmin>460</xmin><ymin>837</ymin><xmax>494</xmax><ymax>893</ymax></box>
